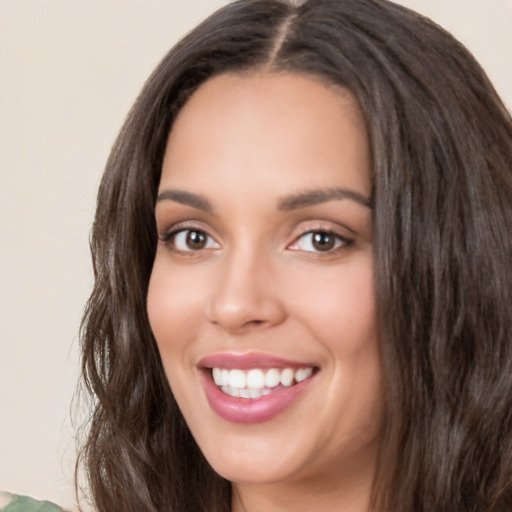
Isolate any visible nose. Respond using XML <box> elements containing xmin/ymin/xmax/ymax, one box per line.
<box><xmin>206</xmin><ymin>249</ymin><xmax>286</xmax><ymax>334</ymax></box>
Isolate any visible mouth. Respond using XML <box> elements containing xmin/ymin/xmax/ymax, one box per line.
<box><xmin>199</xmin><ymin>353</ymin><xmax>319</xmax><ymax>423</ymax></box>
<box><xmin>210</xmin><ymin>366</ymin><xmax>315</xmax><ymax>399</ymax></box>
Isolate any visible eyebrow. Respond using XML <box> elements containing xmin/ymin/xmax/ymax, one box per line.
<box><xmin>156</xmin><ymin>186</ymin><xmax>373</xmax><ymax>212</ymax></box>
<box><xmin>277</xmin><ymin>187</ymin><xmax>373</xmax><ymax>210</ymax></box>
<box><xmin>156</xmin><ymin>189</ymin><xmax>213</xmax><ymax>211</ymax></box>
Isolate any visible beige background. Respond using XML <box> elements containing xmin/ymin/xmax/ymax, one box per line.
<box><xmin>0</xmin><ymin>1</ymin><xmax>511</xmax><ymax>509</ymax></box>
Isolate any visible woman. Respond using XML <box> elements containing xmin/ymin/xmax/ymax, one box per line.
<box><xmin>78</xmin><ymin>0</ymin><xmax>512</xmax><ymax>511</ymax></box>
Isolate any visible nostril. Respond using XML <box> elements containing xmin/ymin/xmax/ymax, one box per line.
<box><xmin>206</xmin><ymin>279</ymin><xmax>287</xmax><ymax>333</ymax></box>
<box><xmin>242</xmin><ymin>319</ymin><xmax>270</xmax><ymax>329</ymax></box>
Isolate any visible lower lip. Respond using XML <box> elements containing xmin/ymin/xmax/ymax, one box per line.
<box><xmin>201</xmin><ymin>370</ymin><xmax>315</xmax><ymax>424</ymax></box>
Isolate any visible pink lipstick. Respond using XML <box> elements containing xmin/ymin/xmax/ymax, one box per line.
<box><xmin>199</xmin><ymin>353</ymin><xmax>317</xmax><ymax>424</ymax></box>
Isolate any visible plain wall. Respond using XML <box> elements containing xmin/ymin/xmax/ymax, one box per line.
<box><xmin>0</xmin><ymin>1</ymin><xmax>510</xmax><ymax>510</ymax></box>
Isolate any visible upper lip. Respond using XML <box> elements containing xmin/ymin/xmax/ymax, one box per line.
<box><xmin>198</xmin><ymin>352</ymin><xmax>317</xmax><ymax>370</ymax></box>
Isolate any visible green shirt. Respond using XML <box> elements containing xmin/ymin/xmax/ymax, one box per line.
<box><xmin>0</xmin><ymin>493</ymin><xmax>67</xmax><ymax>512</ymax></box>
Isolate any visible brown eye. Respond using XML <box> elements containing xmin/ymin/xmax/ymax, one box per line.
<box><xmin>311</xmin><ymin>232</ymin><xmax>336</xmax><ymax>251</ymax></box>
<box><xmin>289</xmin><ymin>230</ymin><xmax>351</xmax><ymax>254</ymax></box>
<box><xmin>170</xmin><ymin>229</ymin><xmax>219</xmax><ymax>252</ymax></box>
<box><xmin>186</xmin><ymin>230</ymin><xmax>207</xmax><ymax>250</ymax></box>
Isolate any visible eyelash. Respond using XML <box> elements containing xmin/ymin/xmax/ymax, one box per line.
<box><xmin>158</xmin><ymin>225</ymin><xmax>354</xmax><ymax>256</ymax></box>
<box><xmin>159</xmin><ymin>227</ymin><xmax>219</xmax><ymax>253</ymax></box>
<box><xmin>288</xmin><ymin>228</ymin><xmax>354</xmax><ymax>255</ymax></box>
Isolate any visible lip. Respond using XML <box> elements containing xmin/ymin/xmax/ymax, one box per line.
<box><xmin>199</xmin><ymin>352</ymin><xmax>318</xmax><ymax>424</ymax></box>
<box><xmin>199</xmin><ymin>351</ymin><xmax>314</xmax><ymax>370</ymax></box>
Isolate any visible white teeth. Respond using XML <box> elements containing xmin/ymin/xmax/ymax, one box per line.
<box><xmin>295</xmin><ymin>367</ymin><xmax>313</xmax><ymax>383</ymax></box>
<box><xmin>212</xmin><ymin>367</ymin><xmax>222</xmax><ymax>386</ymax></box>
<box><xmin>221</xmin><ymin>386</ymin><xmax>240</xmax><ymax>397</ymax></box>
<box><xmin>265</xmin><ymin>368</ymin><xmax>281</xmax><ymax>388</ymax></box>
<box><xmin>211</xmin><ymin>366</ymin><xmax>315</xmax><ymax>398</ymax></box>
<box><xmin>229</xmin><ymin>369</ymin><xmax>246</xmax><ymax>389</ymax></box>
<box><xmin>280</xmin><ymin>368</ymin><xmax>295</xmax><ymax>387</ymax></box>
<box><xmin>248</xmin><ymin>388</ymin><xmax>261</xmax><ymax>398</ymax></box>
<box><xmin>247</xmin><ymin>369</ymin><xmax>265</xmax><ymax>389</ymax></box>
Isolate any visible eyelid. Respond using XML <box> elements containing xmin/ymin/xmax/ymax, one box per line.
<box><xmin>176</xmin><ymin>229</ymin><xmax>219</xmax><ymax>250</ymax></box>
<box><xmin>157</xmin><ymin>219</ymin><xmax>355</xmax><ymax>255</ymax></box>
<box><xmin>158</xmin><ymin>220</ymin><xmax>221</xmax><ymax>252</ymax></box>
<box><xmin>158</xmin><ymin>219</ymin><xmax>211</xmax><ymax>240</ymax></box>
<box><xmin>287</xmin><ymin>225</ymin><xmax>354</xmax><ymax>254</ymax></box>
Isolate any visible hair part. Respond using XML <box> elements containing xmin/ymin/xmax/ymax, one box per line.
<box><xmin>77</xmin><ymin>1</ymin><xmax>512</xmax><ymax>511</ymax></box>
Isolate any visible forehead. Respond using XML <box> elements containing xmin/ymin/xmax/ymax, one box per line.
<box><xmin>160</xmin><ymin>72</ymin><xmax>372</xmax><ymax>199</ymax></box>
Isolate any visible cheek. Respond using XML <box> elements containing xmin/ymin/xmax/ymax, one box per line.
<box><xmin>146</xmin><ymin>258</ymin><xmax>204</xmax><ymax>365</ymax></box>
<box><xmin>288</xmin><ymin>254</ymin><xmax>377</xmax><ymax>351</ymax></box>
<box><xmin>146</xmin><ymin>259</ymin><xmax>214</xmax><ymax>419</ymax></box>
<box><xmin>307</xmin><ymin>259</ymin><xmax>382</xmax><ymax>441</ymax></box>
<box><xmin>288</xmin><ymin>255</ymin><xmax>381</xmax><ymax>411</ymax></box>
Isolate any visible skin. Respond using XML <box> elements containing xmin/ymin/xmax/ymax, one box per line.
<box><xmin>147</xmin><ymin>72</ymin><xmax>384</xmax><ymax>512</ymax></box>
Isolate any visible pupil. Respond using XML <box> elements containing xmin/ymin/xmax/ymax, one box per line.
<box><xmin>312</xmin><ymin>232</ymin><xmax>334</xmax><ymax>251</ymax></box>
<box><xmin>186</xmin><ymin>230</ymin><xmax>206</xmax><ymax>249</ymax></box>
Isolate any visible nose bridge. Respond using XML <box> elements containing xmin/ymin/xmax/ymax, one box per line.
<box><xmin>206</xmin><ymin>238</ymin><xmax>285</xmax><ymax>332</ymax></box>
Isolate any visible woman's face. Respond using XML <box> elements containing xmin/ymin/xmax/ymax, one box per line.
<box><xmin>148</xmin><ymin>73</ymin><xmax>383</xmax><ymax>499</ymax></box>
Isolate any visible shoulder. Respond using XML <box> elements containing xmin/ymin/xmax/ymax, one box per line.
<box><xmin>0</xmin><ymin>492</ymin><xmax>68</xmax><ymax>512</ymax></box>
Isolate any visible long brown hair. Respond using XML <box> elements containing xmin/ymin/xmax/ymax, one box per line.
<box><xmin>77</xmin><ymin>1</ymin><xmax>512</xmax><ymax>510</ymax></box>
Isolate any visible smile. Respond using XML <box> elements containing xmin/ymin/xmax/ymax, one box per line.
<box><xmin>199</xmin><ymin>353</ymin><xmax>318</xmax><ymax>423</ymax></box>
<box><xmin>212</xmin><ymin>367</ymin><xmax>314</xmax><ymax>399</ymax></box>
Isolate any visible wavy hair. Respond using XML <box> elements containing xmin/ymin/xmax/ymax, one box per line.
<box><xmin>77</xmin><ymin>0</ymin><xmax>512</xmax><ymax>510</ymax></box>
